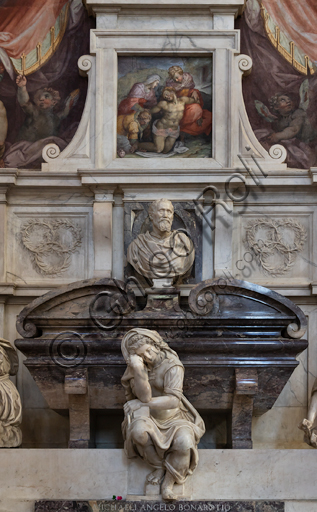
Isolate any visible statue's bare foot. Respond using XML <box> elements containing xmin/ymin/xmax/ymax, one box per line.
<box><xmin>161</xmin><ymin>486</ymin><xmax>177</xmax><ymax>502</ymax></box>
<box><xmin>298</xmin><ymin>418</ymin><xmax>313</xmax><ymax>437</ymax></box>
<box><xmin>310</xmin><ymin>432</ymin><xmax>317</xmax><ymax>448</ymax></box>
<box><xmin>147</xmin><ymin>468</ymin><xmax>165</xmax><ymax>485</ymax></box>
<box><xmin>161</xmin><ymin>472</ymin><xmax>177</xmax><ymax>501</ymax></box>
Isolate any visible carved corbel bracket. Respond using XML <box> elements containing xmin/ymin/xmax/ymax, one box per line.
<box><xmin>64</xmin><ymin>368</ymin><xmax>90</xmax><ymax>448</ymax></box>
<box><xmin>231</xmin><ymin>368</ymin><xmax>258</xmax><ymax>449</ymax></box>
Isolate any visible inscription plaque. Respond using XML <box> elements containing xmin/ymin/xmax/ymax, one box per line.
<box><xmin>35</xmin><ymin>500</ymin><xmax>284</xmax><ymax>512</ymax></box>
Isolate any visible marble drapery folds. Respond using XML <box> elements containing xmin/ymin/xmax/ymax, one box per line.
<box><xmin>0</xmin><ymin>338</ymin><xmax>22</xmax><ymax>448</ymax></box>
<box><xmin>121</xmin><ymin>328</ymin><xmax>205</xmax><ymax>498</ymax></box>
<box><xmin>127</xmin><ymin>230</ymin><xmax>195</xmax><ymax>280</ymax></box>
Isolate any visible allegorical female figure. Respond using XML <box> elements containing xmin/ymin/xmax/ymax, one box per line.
<box><xmin>0</xmin><ymin>338</ymin><xmax>22</xmax><ymax>447</ymax></box>
<box><xmin>118</xmin><ymin>75</ymin><xmax>161</xmax><ymax>116</ymax></box>
<box><xmin>165</xmin><ymin>65</ymin><xmax>211</xmax><ymax>137</ymax></box>
<box><xmin>121</xmin><ymin>328</ymin><xmax>205</xmax><ymax>501</ymax></box>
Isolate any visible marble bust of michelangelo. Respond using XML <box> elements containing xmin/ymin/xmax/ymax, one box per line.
<box><xmin>127</xmin><ymin>199</ymin><xmax>195</xmax><ymax>281</ymax></box>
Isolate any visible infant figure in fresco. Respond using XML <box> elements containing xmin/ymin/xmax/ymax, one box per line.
<box><xmin>121</xmin><ymin>328</ymin><xmax>205</xmax><ymax>500</ymax></box>
<box><xmin>266</xmin><ymin>92</ymin><xmax>317</xmax><ymax>145</ymax></box>
<box><xmin>16</xmin><ymin>75</ymin><xmax>79</xmax><ymax>142</ymax></box>
<box><xmin>127</xmin><ymin>198</ymin><xmax>195</xmax><ymax>282</ymax></box>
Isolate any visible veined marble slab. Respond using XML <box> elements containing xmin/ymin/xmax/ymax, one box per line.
<box><xmin>34</xmin><ymin>501</ymin><xmax>284</xmax><ymax>512</ymax></box>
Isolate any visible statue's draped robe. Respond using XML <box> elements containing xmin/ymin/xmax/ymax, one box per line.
<box><xmin>127</xmin><ymin>231</ymin><xmax>195</xmax><ymax>280</ymax></box>
<box><xmin>121</xmin><ymin>353</ymin><xmax>205</xmax><ymax>484</ymax></box>
<box><xmin>0</xmin><ymin>347</ymin><xmax>22</xmax><ymax>447</ymax></box>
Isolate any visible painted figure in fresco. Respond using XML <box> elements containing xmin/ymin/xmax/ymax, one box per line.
<box><xmin>256</xmin><ymin>92</ymin><xmax>317</xmax><ymax>145</ymax></box>
<box><xmin>0</xmin><ymin>338</ymin><xmax>22</xmax><ymax>448</ymax></box>
<box><xmin>117</xmin><ymin>109</ymin><xmax>152</xmax><ymax>155</ymax></box>
<box><xmin>165</xmin><ymin>65</ymin><xmax>212</xmax><ymax>137</ymax></box>
<box><xmin>127</xmin><ymin>198</ymin><xmax>195</xmax><ymax>281</ymax></box>
<box><xmin>254</xmin><ymin>80</ymin><xmax>317</xmax><ymax>167</ymax></box>
<box><xmin>121</xmin><ymin>328</ymin><xmax>205</xmax><ymax>501</ymax></box>
<box><xmin>137</xmin><ymin>88</ymin><xmax>199</xmax><ymax>154</ymax></box>
<box><xmin>118</xmin><ymin>75</ymin><xmax>161</xmax><ymax>116</ymax></box>
<box><xmin>16</xmin><ymin>75</ymin><xmax>79</xmax><ymax>142</ymax></box>
<box><xmin>299</xmin><ymin>379</ymin><xmax>317</xmax><ymax>448</ymax></box>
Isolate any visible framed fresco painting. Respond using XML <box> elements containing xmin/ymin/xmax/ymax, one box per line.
<box><xmin>90</xmin><ymin>30</ymin><xmax>240</xmax><ymax>171</ymax></box>
<box><xmin>117</xmin><ymin>56</ymin><xmax>212</xmax><ymax>159</ymax></box>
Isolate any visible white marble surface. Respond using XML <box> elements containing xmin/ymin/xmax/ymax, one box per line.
<box><xmin>0</xmin><ymin>449</ymin><xmax>316</xmax><ymax>511</ymax></box>
<box><xmin>285</xmin><ymin>502</ymin><xmax>317</xmax><ymax>512</ymax></box>
<box><xmin>252</xmin><ymin>407</ymin><xmax>310</xmax><ymax>449</ymax></box>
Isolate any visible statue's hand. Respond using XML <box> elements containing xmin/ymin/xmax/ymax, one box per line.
<box><xmin>129</xmin><ymin>354</ymin><xmax>144</xmax><ymax>369</ymax></box>
<box><xmin>124</xmin><ymin>398</ymin><xmax>143</xmax><ymax>415</ymax></box>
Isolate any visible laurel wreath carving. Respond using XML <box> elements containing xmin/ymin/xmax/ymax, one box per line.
<box><xmin>20</xmin><ymin>219</ymin><xmax>82</xmax><ymax>276</ymax></box>
<box><xmin>244</xmin><ymin>218</ymin><xmax>307</xmax><ymax>277</ymax></box>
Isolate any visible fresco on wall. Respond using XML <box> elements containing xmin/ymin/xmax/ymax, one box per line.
<box><xmin>237</xmin><ymin>0</ymin><xmax>317</xmax><ymax>169</ymax></box>
<box><xmin>117</xmin><ymin>56</ymin><xmax>212</xmax><ymax>158</ymax></box>
<box><xmin>0</xmin><ymin>0</ymin><xmax>95</xmax><ymax>169</ymax></box>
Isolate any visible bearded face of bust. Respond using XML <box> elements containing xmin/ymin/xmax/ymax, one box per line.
<box><xmin>149</xmin><ymin>200</ymin><xmax>173</xmax><ymax>235</ymax></box>
<box><xmin>127</xmin><ymin>198</ymin><xmax>195</xmax><ymax>282</ymax></box>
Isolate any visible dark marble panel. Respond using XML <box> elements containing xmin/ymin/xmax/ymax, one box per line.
<box><xmin>34</xmin><ymin>501</ymin><xmax>285</xmax><ymax>512</ymax></box>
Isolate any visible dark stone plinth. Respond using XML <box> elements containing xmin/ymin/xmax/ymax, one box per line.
<box><xmin>34</xmin><ymin>501</ymin><xmax>284</xmax><ymax>512</ymax></box>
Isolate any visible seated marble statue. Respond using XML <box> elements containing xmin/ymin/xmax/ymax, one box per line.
<box><xmin>0</xmin><ymin>338</ymin><xmax>22</xmax><ymax>447</ymax></box>
<box><xmin>121</xmin><ymin>328</ymin><xmax>205</xmax><ymax>500</ymax></box>
<box><xmin>127</xmin><ymin>199</ymin><xmax>195</xmax><ymax>281</ymax></box>
<box><xmin>299</xmin><ymin>378</ymin><xmax>317</xmax><ymax>448</ymax></box>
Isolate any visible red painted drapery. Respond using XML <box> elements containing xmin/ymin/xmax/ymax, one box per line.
<box><xmin>263</xmin><ymin>0</ymin><xmax>317</xmax><ymax>62</ymax></box>
<box><xmin>0</xmin><ymin>0</ymin><xmax>68</xmax><ymax>59</ymax></box>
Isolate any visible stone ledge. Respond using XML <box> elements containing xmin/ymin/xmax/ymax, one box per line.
<box><xmin>0</xmin><ymin>449</ymin><xmax>316</xmax><ymax>506</ymax></box>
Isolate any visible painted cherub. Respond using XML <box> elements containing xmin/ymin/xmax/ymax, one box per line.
<box><xmin>255</xmin><ymin>80</ymin><xmax>317</xmax><ymax>145</ymax></box>
<box><xmin>16</xmin><ymin>75</ymin><xmax>80</xmax><ymax>142</ymax></box>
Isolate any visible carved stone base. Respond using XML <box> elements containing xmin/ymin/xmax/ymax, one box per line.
<box><xmin>127</xmin><ymin>482</ymin><xmax>188</xmax><ymax>502</ymax></box>
<box><xmin>144</xmin><ymin>287</ymin><xmax>182</xmax><ymax>314</ymax></box>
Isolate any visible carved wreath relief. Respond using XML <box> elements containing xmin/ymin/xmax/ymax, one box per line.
<box><xmin>244</xmin><ymin>218</ymin><xmax>307</xmax><ymax>276</ymax></box>
<box><xmin>20</xmin><ymin>219</ymin><xmax>82</xmax><ymax>276</ymax></box>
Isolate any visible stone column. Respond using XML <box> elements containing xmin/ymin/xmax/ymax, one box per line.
<box><xmin>93</xmin><ymin>189</ymin><xmax>114</xmax><ymax>278</ymax></box>
<box><xmin>112</xmin><ymin>190</ymin><xmax>124</xmax><ymax>281</ymax></box>
<box><xmin>214</xmin><ymin>198</ymin><xmax>233</xmax><ymax>279</ymax></box>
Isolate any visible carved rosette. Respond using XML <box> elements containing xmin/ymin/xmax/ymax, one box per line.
<box><xmin>244</xmin><ymin>218</ymin><xmax>307</xmax><ymax>276</ymax></box>
<box><xmin>20</xmin><ymin>219</ymin><xmax>82</xmax><ymax>276</ymax></box>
